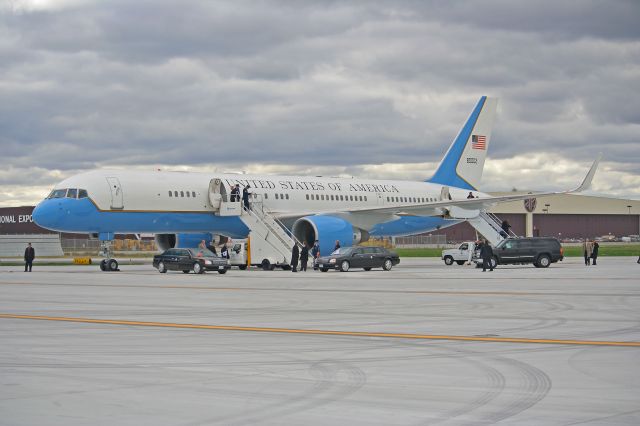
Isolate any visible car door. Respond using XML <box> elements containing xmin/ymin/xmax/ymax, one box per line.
<box><xmin>499</xmin><ymin>240</ymin><xmax>519</xmax><ymax>263</ymax></box>
<box><xmin>517</xmin><ymin>240</ymin><xmax>535</xmax><ymax>262</ymax></box>
<box><xmin>372</xmin><ymin>247</ymin><xmax>386</xmax><ymax>267</ymax></box>
<box><xmin>178</xmin><ymin>250</ymin><xmax>193</xmax><ymax>270</ymax></box>
<box><xmin>350</xmin><ymin>248</ymin><xmax>367</xmax><ymax>268</ymax></box>
<box><xmin>458</xmin><ymin>243</ymin><xmax>469</xmax><ymax>261</ymax></box>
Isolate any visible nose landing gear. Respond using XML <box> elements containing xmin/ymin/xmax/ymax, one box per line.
<box><xmin>98</xmin><ymin>239</ymin><xmax>120</xmax><ymax>271</ymax></box>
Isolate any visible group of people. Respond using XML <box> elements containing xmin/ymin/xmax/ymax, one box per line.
<box><xmin>229</xmin><ymin>184</ymin><xmax>252</xmax><ymax>210</ymax></box>
<box><xmin>582</xmin><ymin>239</ymin><xmax>600</xmax><ymax>266</ymax></box>
<box><xmin>291</xmin><ymin>240</ymin><xmax>321</xmax><ymax>272</ymax></box>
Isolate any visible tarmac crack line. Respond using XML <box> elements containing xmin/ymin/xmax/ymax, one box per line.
<box><xmin>1</xmin><ymin>313</ymin><xmax>640</xmax><ymax>347</ymax></box>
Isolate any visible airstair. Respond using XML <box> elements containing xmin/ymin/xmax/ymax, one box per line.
<box><xmin>467</xmin><ymin>211</ymin><xmax>517</xmax><ymax>246</ymax></box>
<box><xmin>208</xmin><ymin>179</ymin><xmax>297</xmax><ymax>268</ymax></box>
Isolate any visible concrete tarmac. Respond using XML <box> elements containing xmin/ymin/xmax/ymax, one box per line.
<box><xmin>1</xmin><ymin>257</ymin><xmax>639</xmax><ymax>425</ymax></box>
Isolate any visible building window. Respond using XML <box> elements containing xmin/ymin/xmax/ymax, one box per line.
<box><xmin>180</xmin><ymin>191</ymin><xmax>184</xmax><ymax>197</ymax></box>
<box><xmin>264</xmin><ymin>193</ymin><xmax>268</xmax><ymax>199</ymax></box>
<box><xmin>364</xmin><ymin>196</ymin><xmax>367</xmax><ymax>201</ymax></box>
<box><xmin>286</xmin><ymin>194</ymin><xmax>289</xmax><ymax>200</ymax></box>
<box><xmin>192</xmin><ymin>191</ymin><xmax>196</xmax><ymax>197</ymax></box>
<box><xmin>186</xmin><ymin>191</ymin><xmax>190</xmax><ymax>198</ymax></box>
<box><xmin>275</xmin><ymin>194</ymin><xmax>279</xmax><ymax>200</ymax></box>
<box><xmin>168</xmin><ymin>191</ymin><xmax>172</xmax><ymax>197</ymax></box>
<box><xmin>306</xmin><ymin>194</ymin><xmax>309</xmax><ymax>200</ymax></box>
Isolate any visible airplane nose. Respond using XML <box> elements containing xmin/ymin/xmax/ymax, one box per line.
<box><xmin>32</xmin><ymin>200</ymin><xmax>60</xmax><ymax>230</ymax></box>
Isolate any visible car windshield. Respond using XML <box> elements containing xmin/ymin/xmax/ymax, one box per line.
<box><xmin>189</xmin><ymin>248</ymin><xmax>217</xmax><ymax>258</ymax></box>
<box><xmin>331</xmin><ymin>247</ymin><xmax>353</xmax><ymax>256</ymax></box>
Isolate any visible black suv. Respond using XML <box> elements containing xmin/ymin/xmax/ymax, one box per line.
<box><xmin>492</xmin><ymin>237</ymin><xmax>564</xmax><ymax>268</ymax></box>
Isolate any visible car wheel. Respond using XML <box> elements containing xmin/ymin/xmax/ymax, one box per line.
<box><xmin>537</xmin><ymin>254</ymin><xmax>551</xmax><ymax>268</ymax></box>
<box><xmin>158</xmin><ymin>261</ymin><xmax>167</xmax><ymax>273</ymax></box>
<box><xmin>456</xmin><ymin>260</ymin><xmax>466</xmax><ymax>265</ymax></box>
<box><xmin>363</xmin><ymin>267</ymin><xmax>372</xmax><ymax>271</ymax></box>
<box><xmin>193</xmin><ymin>262</ymin><xmax>204</xmax><ymax>274</ymax></box>
<box><xmin>238</xmin><ymin>264</ymin><xmax>248</xmax><ymax>270</ymax></box>
<box><xmin>444</xmin><ymin>255</ymin><xmax>454</xmax><ymax>266</ymax></box>
<box><xmin>217</xmin><ymin>269</ymin><xmax>227</xmax><ymax>274</ymax></box>
<box><xmin>491</xmin><ymin>256</ymin><xmax>498</xmax><ymax>269</ymax></box>
<box><xmin>108</xmin><ymin>259</ymin><xmax>118</xmax><ymax>271</ymax></box>
<box><xmin>383</xmin><ymin>258</ymin><xmax>393</xmax><ymax>271</ymax></box>
<box><xmin>340</xmin><ymin>260</ymin><xmax>350</xmax><ymax>272</ymax></box>
<box><xmin>321</xmin><ymin>268</ymin><xmax>328</xmax><ymax>272</ymax></box>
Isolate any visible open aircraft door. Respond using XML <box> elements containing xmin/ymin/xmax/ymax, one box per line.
<box><xmin>106</xmin><ymin>177</ymin><xmax>124</xmax><ymax>209</ymax></box>
<box><xmin>208</xmin><ymin>178</ymin><xmax>224</xmax><ymax>210</ymax></box>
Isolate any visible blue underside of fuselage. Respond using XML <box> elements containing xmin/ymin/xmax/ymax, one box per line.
<box><xmin>33</xmin><ymin>198</ymin><xmax>460</xmax><ymax>239</ymax></box>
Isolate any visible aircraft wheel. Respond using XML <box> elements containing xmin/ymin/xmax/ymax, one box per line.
<box><xmin>99</xmin><ymin>259</ymin><xmax>107</xmax><ymax>271</ymax></box>
<box><xmin>108</xmin><ymin>259</ymin><xmax>118</xmax><ymax>271</ymax></box>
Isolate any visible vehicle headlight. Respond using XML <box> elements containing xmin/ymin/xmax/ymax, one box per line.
<box><xmin>329</xmin><ymin>258</ymin><xmax>336</xmax><ymax>264</ymax></box>
<box><xmin>204</xmin><ymin>260</ymin><xmax>212</xmax><ymax>265</ymax></box>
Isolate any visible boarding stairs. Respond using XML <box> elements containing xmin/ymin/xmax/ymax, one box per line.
<box><xmin>467</xmin><ymin>211</ymin><xmax>517</xmax><ymax>246</ymax></box>
<box><xmin>208</xmin><ymin>179</ymin><xmax>298</xmax><ymax>266</ymax></box>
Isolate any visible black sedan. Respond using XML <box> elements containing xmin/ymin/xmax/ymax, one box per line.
<box><xmin>153</xmin><ymin>248</ymin><xmax>230</xmax><ymax>274</ymax></box>
<box><xmin>317</xmin><ymin>246</ymin><xmax>400</xmax><ymax>272</ymax></box>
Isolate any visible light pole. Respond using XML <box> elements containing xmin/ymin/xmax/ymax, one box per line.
<box><xmin>627</xmin><ymin>205</ymin><xmax>632</xmax><ymax>214</ymax></box>
<box><xmin>545</xmin><ymin>203</ymin><xmax>550</xmax><ymax>214</ymax></box>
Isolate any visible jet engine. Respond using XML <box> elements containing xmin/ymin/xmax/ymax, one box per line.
<box><xmin>292</xmin><ymin>216</ymin><xmax>368</xmax><ymax>256</ymax></box>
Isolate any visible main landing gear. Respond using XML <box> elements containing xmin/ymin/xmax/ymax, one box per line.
<box><xmin>98</xmin><ymin>239</ymin><xmax>119</xmax><ymax>272</ymax></box>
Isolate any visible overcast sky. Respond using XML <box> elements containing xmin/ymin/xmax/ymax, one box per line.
<box><xmin>1</xmin><ymin>0</ymin><xmax>639</xmax><ymax>206</ymax></box>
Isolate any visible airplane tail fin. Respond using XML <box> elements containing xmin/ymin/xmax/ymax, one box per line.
<box><xmin>427</xmin><ymin>96</ymin><xmax>498</xmax><ymax>190</ymax></box>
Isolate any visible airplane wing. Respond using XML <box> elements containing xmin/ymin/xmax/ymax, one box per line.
<box><xmin>274</xmin><ymin>154</ymin><xmax>602</xmax><ymax>227</ymax></box>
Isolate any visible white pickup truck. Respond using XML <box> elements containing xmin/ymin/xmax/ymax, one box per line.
<box><xmin>441</xmin><ymin>242</ymin><xmax>478</xmax><ymax>266</ymax></box>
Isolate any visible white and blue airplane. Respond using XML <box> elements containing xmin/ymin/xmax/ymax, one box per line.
<box><xmin>33</xmin><ymin>96</ymin><xmax>600</xmax><ymax>260</ymax></box>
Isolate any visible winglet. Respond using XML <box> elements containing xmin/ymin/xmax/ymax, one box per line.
<box><xmin>570</xmin><ymin>153</ymin><xmax>602</xmax><ymax>193</ymax></box>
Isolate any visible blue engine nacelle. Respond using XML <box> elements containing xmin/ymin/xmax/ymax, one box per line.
<box><xmin>292</xmin><ymin>216</ymin><xmax>368</xmax><ymax>256</ymax></box>
<box><xmin>154</xmin><ymin>233</ymin><xmax>221</xmax><ymax>251</ymax></box>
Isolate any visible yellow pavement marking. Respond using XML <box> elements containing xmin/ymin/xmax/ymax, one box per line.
<box><xmin>1</xmin><ymin>313</ymin><xmax>639</xmax><ymax>347</ymax></box>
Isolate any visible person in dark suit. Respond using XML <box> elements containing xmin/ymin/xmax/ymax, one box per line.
<box><xmin>334</xmin><ymin>240</ymin><xmax>341</xmax><ymax>251</ymax></box>
<box><xmin>299</xmin><ymin>244</ymin><xmax>309</xmax><ymax>271</ymax></box>
<box><xmin>591</xmin><ymin>241</ymin><xmax>599</xmax><ymax>265</ymax></box>
<box><xmin>230</xmin><ymin>184</ymin><xmax>240</xmax><ymax>202</ymax></box>
<box><xmin>291</xmin><ymin>244</ymin><xmax>299</xmax><ymax>272</ymax></box>
<box><xmin>242</xmin><ymin>185</ymin><xmax>251</xmax><ymax>210</ymax></box>
<box><xmin>24</xmin><ymin>243</ymin><xmax>35</xmax><ymax>272</ymax></box>
<box><xmin>480</xmin><ymin>240</ymin><xmax>494</xmax><ymax>272</ymax></box>
<box><xmin>220</xmin><ymin>243</ymin><xmax>230</xmax><ymax>259</ymax></box>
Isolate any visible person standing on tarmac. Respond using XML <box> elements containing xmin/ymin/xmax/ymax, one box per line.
<box><xmin>24</xmin><ymin>243</ymin><xmax>35</xmax><ymax>272</ymax></box>
<box><xmin>299</xmin><ymin>244</ymin><xmax>309</xmax><ymax>271</ymax></box>
<box><xmin>334</xmin><ymin>240</ymin><xmax>341</xmax><ymax>251</ymax></box>
<box><xmin>480</xmin><ymin>240</ymin><xmax>494</xmax><ymax>272</ymax></box>
<box><xmin>583</xmin><ymin>239</ymin><xmax>593</xmax><ymax>266</ymax></box>
<box><xmin>311</xmin><ymin>240</ymin><xmax>320</xmax><ymax>270</ymax></box>
<box><xmin>291</xmin><ymin>244</ymin><xmax>299</xmax><ymax>272</ymax></box>
<box><xmin>591</xmin><ymin>241</ymin><xmax>599</xmax><ymax>265</ymax></box>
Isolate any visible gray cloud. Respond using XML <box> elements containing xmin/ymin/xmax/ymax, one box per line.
<box><xmin>1</xmin><ymin>0</ymin><xmax>639</xmax><ymax>205</ymax></box>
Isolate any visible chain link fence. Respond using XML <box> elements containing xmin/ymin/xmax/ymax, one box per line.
<box><xmin>393</xmin><ymin>235</ymin><xmax>448</xmax><ymax>248</ymax></box>
<box><xmin>61</xmin><ymin>238</ymin><xmax>157</xmax><ymax>256</ymax></box>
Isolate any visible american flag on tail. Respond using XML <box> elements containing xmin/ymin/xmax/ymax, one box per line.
<box><xmin>471</xmin><ymin>135</ymin><xmax>486</xmax><ymax>150</ymax></box>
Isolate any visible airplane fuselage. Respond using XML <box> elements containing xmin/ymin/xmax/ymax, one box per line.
<box><xmin>33</xmin><ymin>170</ymin><xmax>485</xmax><ymax>237</ymax></box>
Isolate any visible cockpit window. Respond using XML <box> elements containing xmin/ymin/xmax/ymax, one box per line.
<box><xmin>49</xmin><ymin>189</ymin><xmax>67</xmax><ymax>199</ymax></box>
<box><xmin>78</xmin><ymin>189</ymin><xmax>88</xmax><ymax>199</ymax></box>
<box><xmin>66</xmin><ymin>188</ymin><xmax>78</xmax><ymax>198</ymax></box>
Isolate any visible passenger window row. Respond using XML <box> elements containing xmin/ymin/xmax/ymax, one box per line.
<box><xmin>169</xmin><ymin>190</ymin><xmax>197</xmax><ymax>198</ymax></box>
<box><xmin>386</xmin><ymin>196</ymin><xmax>435</xmax><ymax>203</ymax></box>
<box><xmin>47</xmin><ymin>188</ymin><xmax>88</xmax><ymax>199</ymax></box>
<box><xmin>304</xmin><ymin>194</ymin><xmax>368</xmax><ymax>202</ymax></box>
